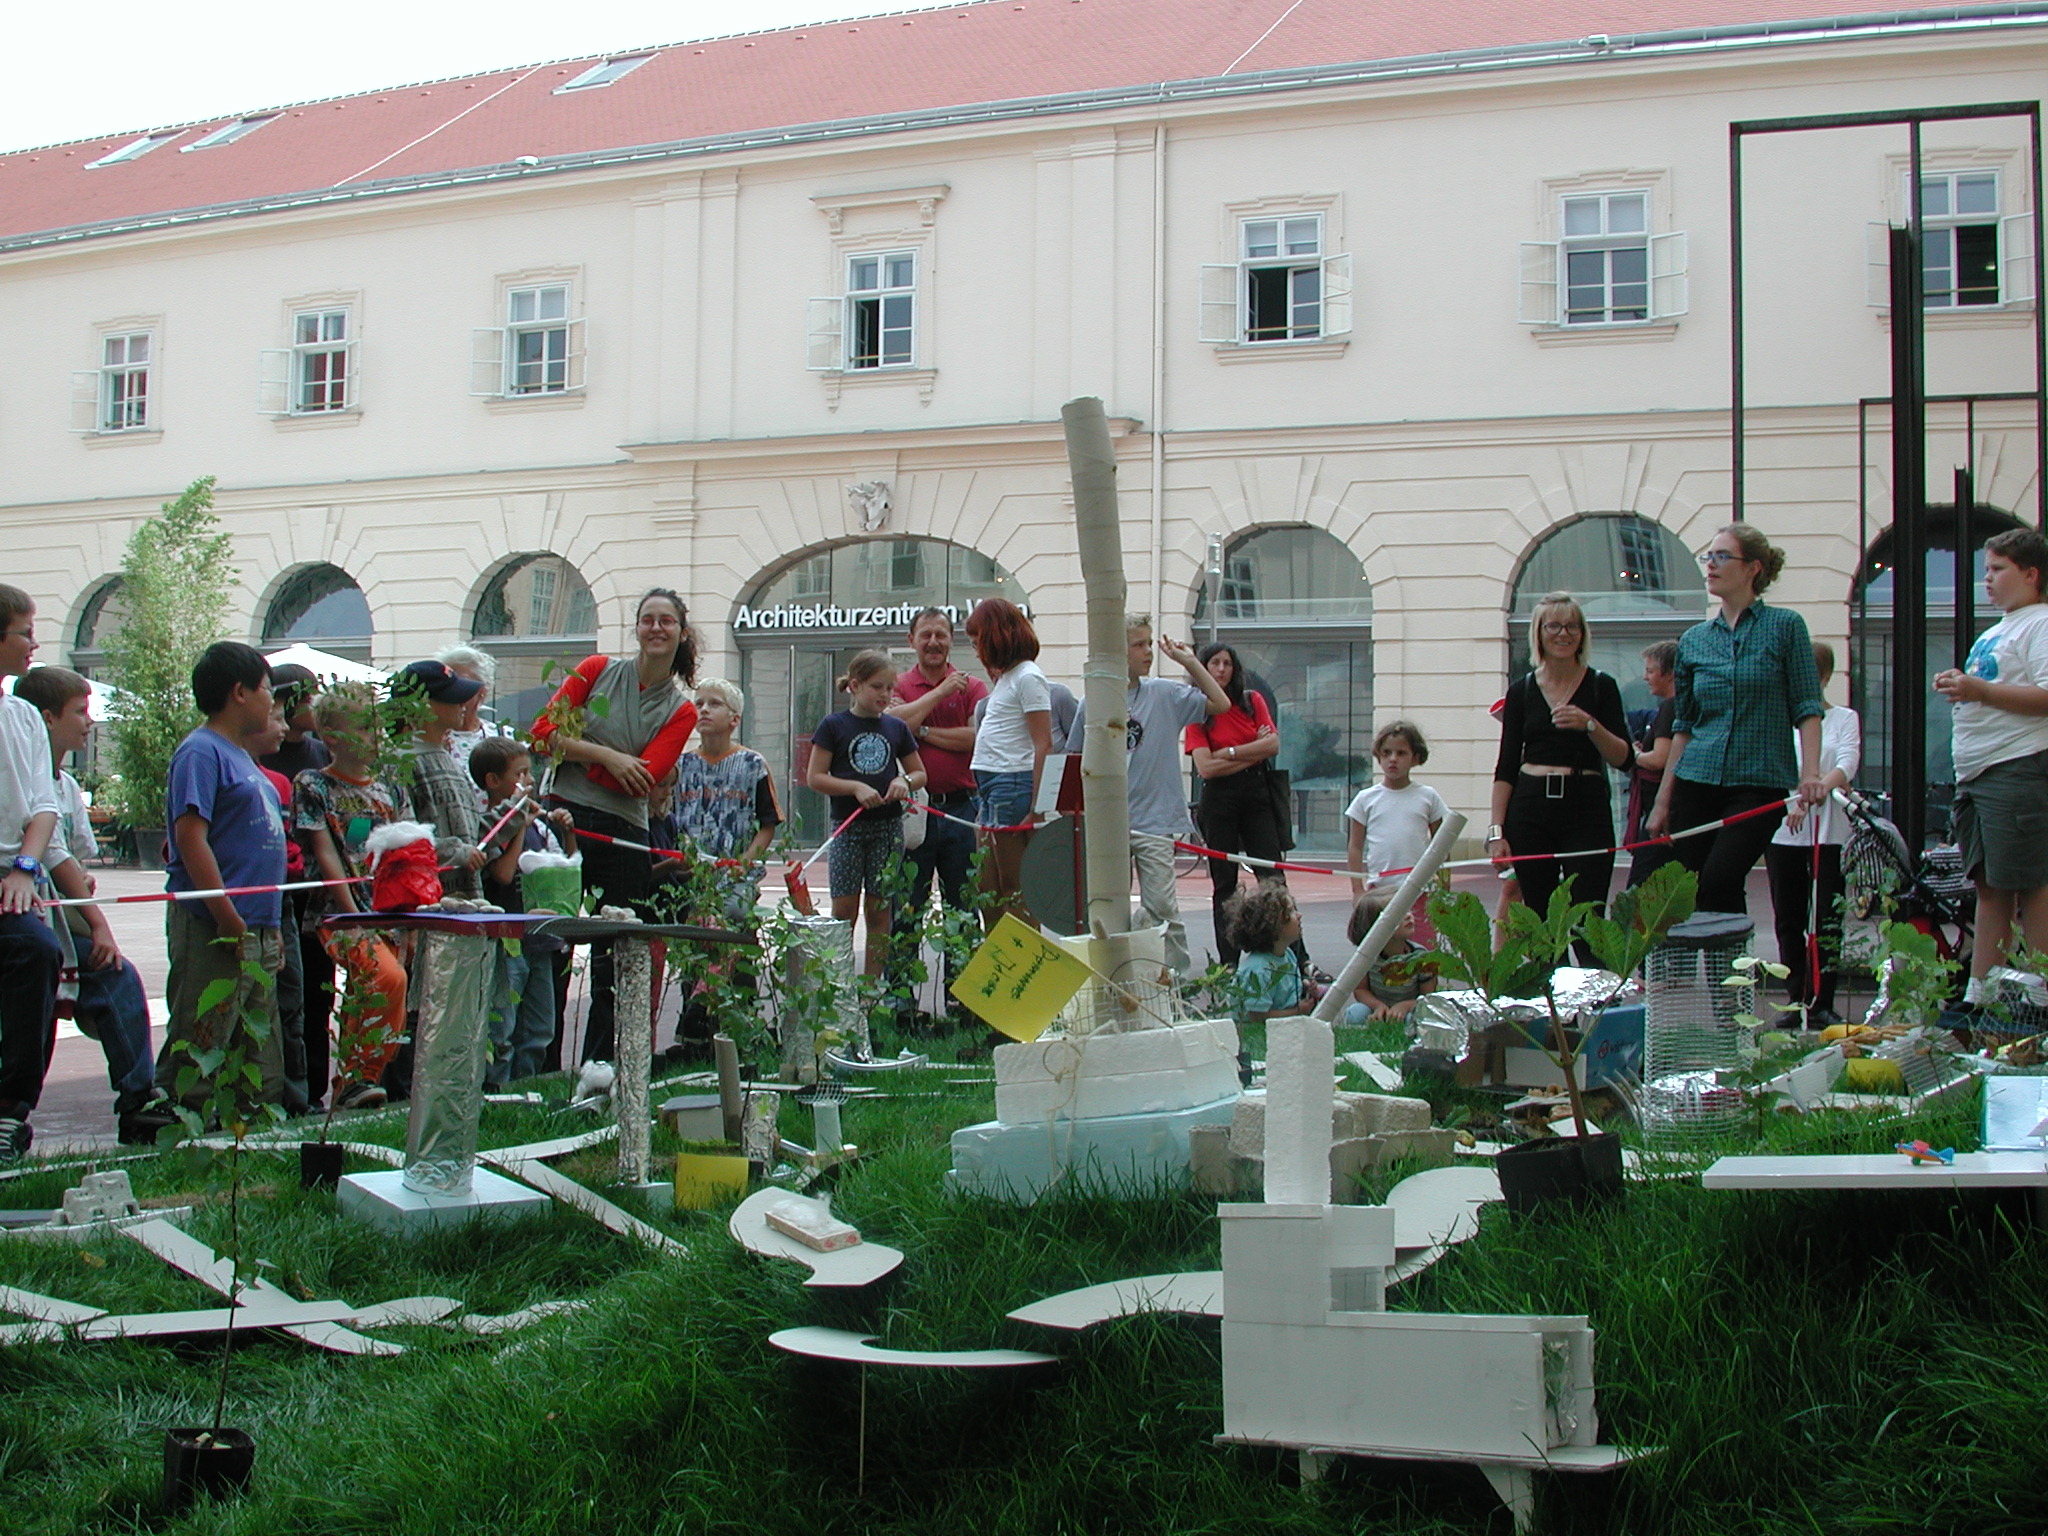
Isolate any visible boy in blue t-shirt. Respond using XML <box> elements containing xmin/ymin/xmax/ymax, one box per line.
<box><xmin>158</xmin><ymin>642</ymin><xmax>290</xmax><ymax>1112</ymax></box>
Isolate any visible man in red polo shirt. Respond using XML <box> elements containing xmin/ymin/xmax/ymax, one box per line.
<box><xmin>887</xmin><ymin>606</ymin><xmax>989</xmax><ymax>1028</ymax></box>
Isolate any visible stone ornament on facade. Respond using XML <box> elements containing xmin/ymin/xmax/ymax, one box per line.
<box><xmin>847</xmin><ymin>481</ymin><xmax>892</xmax><ymax>532</ymax></box>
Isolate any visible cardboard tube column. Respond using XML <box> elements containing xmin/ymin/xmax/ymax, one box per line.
<box><xmin>1263</xmin><ymin>813</ymin><xmax>1465</xmax><ymax>1205</ymax></box>
<box><xmin>613</xmin><ymin>930</ymin><xmax>655</xmax><ymax>1185</ymax></box>
<box><xmin>1061</xmin><ymin>396</ymin><xmax>1133</xmax><ymax>946</ymax></box>
<box><xmin>401</xmin><ymin>930</ymin><xmax>496</xmax><ymax>1197</ymax></box>
<box><xmin>713</xmin><ymin>1033</ymin><xmax>744</xmax><ymax>1144</ymax></box>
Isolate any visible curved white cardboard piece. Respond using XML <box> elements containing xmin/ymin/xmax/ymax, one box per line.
<box><xmin>769</xmin><ymin>1326</ymin><xmax>1057</xmax><ymax>1368</ymax></box>
<box><xmin>1385</xmin><ymin>1165</ymin><xmax>1503</xmax><ymax>1252</ymax></box>
<box><xmin>728</xmin><ymin>1189</ymin><xmax>903</xmax><ymax>1288</ymax></box>
<box><xmin>1006</xmin><ymin>1272</ymin><xmax>1223</xmax><ymax>1330</ymax></box>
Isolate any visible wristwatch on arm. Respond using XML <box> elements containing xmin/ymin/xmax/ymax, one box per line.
<box><xmin>9</xmin><ymin>855</ymin><xmax>41</xmax><ymax>877</ymax></box>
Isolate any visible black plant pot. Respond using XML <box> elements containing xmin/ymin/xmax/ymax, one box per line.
<box><xmin>163</xmin><ymin>1426</ymin><xmax>254</xmax><ymax>1510</ymax></box>
<box><xmin>1496</xmin><ymin>1131</ymin><xmax>1625</xmax><ymax>1216</ymax></box>
<box><xmin>299</xmin><ymin>1141</ymin><xmax>345</xmax><ymax>1190</ymax></box>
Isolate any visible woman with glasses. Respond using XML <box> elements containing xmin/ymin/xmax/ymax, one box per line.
<box><xmin>1488</xmin><ymin>592</ymin><xmax>1632</xmax><ymax>954</ymax></box>
<box><xmin>532</xmin><ymin>588</ymin><xmax>700</xmax><ymax>1063</ymax></box>
<box><xmin>1647</xmin><ymin>525</ymin><xmax>1825</xmax><ymax>915</ymax></box>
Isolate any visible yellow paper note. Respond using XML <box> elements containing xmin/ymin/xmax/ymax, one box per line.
<box><xmin>673</xmin><ymin>1152</ymin><xmax>751</xmax><ymax>1209</ymax></box>
<box><xmin>949</xmin><ymin>912</ymin><xmax>1092</xmax><ymax>1042</ymax></box>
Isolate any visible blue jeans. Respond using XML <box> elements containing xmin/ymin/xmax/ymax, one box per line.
<box><xmin>73</xmin><ymin>956</ymin><xmax>154</xmax><ymax>1097</ymax></box>
<box><xmin>975</xmin><ymin>770</ymin><xmax>1034</xmax><ymax>830</ymax></box>
<box><xmin>0</xmin><ymin>912</ymin><xmax>60</xmax><ymax>1115</ymax></box>
<box><xmin>488</xmin><ymin>944</ymin><xmax>557</xmax><ymax>1087</ymax></box>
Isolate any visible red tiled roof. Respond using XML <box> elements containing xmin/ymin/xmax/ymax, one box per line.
<box><xmin>0</xmin><ymin>0</ymin><xmax>1980</xmax><ymax>245</ymax></box>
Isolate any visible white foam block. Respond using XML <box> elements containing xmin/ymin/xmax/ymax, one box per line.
<box><xmin>1232</xmin><ymin>1089</ymin><xmax>1429</xmax><ymax>1159</ymax></box>
<box><xmin>995</xmin><ymin>1057</ymin><xmax>1243</xmax><ymax>1124</ymax></box>
<box><xmin>993</xmin><ymin>1019</ymin><xmax>1240</xmax><ymax>1086</ymax></box>
<box><xmin>337</xmin><ymin>1168</ymin><xmax>552</xmax><ymax>1236</ymax></box>
<box><xmin>1262</xmin><ymin>1017</ymin><xmax>1338</xmax><ymax>1206</ymax></box>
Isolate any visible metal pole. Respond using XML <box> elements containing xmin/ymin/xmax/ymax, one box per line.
<box><xmin>1955</xmin><ymin>464</ymin><xmax>1976</xmax><ymax>673</ymax></box>
<box><xmin>1888</xmin><ymin>120</ymin><xmax>1929</xmax><ymax>855</ymax></box>
<box><xmin>2032</xmin><ymin>105</ymin><xmax>2047</xmax><ymax>531</ymax></box>
<box><xmin>1729</xmin><ymin>126</ymin><xmax>1746</xmax><ymax>524</ymax></box>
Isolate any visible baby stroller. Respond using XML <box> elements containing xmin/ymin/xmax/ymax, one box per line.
<box><xmin>1839</xmin><ymin>789</ymin><xmax>1975</xmax><ymax>965</ymax></box>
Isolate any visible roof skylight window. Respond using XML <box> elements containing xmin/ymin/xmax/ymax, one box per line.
<box><xmin>85</xmin><ymin>132</ymin><xmax>181</xmax><ymax>168</ymax></box>
<box><xmin>182</xmin><ymin>115</ymin><xmax>279</xmax><ymax>151</ymax></box>
<box><xmin>554</xmin><ymin>53</ymin><xmax>655</xmax><ymax>93</ymax></box>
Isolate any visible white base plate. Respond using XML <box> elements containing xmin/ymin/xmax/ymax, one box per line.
<box><xmin>337</xmin><ymin>1168</ymin><xmax>551</xmax><ymax>1236</ymax></box>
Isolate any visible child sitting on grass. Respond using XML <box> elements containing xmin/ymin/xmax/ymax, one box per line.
<box><xmin>1342</xmin><ymin>888</ymin><xmax>1437</xmax><ymax>1025</ymax></box>
<box><xmin>1225</xmin><ymin>883</ymin><xmax>1322</xmax><ymax>1026</ymax></box>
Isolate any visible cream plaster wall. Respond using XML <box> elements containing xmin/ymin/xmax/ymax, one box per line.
<box><xmin>1</xmin><ymin>24</ymin><xmax>2041</xmax><ymax>828</ymax></box>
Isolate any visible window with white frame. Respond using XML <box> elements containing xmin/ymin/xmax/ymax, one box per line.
<box><xmin>807</xmin><ymin>252</ymin><xmax>918</xmax><ymax>372</ymax></box>
<box><xmin>1199</xmin><ymin>213</ymin><xmax>1352</xmax><ymax>345</ymax></box>
<box><xmin>472</xmin><ymin>282</ymin><xmax>585</xmax><ymax>399</ymax></box>
<box><xmin>1919</xmin><ymin>171</ymin><xmax>2007</xmax><ymax>307</ymax></box>
<box><xmin>70</xmin><ymin>332</ymin><xmax>152</xmax><ymax>433</ymax></box>
<box><xmin>1866</xmin><ymin>165</ymin><xmax>2036</xmax><ymax>311</ymax></box>
<box><xmin>1520</xmin><ymin>189</ymin><xmax>1687</xmax><ymax>328</ymax></box>
<box><xmin>260</xmin><ymin>309</ymin><xmax>353</xmax><ymax>415</ymax></box>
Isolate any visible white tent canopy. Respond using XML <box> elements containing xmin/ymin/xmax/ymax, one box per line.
<box><xmin>263</xmin><ymin>643</ymin><xmax>386</xmax><ymax>686</ymax></box>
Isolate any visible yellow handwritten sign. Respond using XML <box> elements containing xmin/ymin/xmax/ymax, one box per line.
<box><xmin>949</xmin><ymin>913</ymin><xmax>1092</xmax><ymax>1042</ymax></box>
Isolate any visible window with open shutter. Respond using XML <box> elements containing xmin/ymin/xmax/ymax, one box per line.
<box><xmin>1517</xmin><ymin>241</ymin><xmax>1560</xmax><ymax>326</ymax></box>
<box><xmin>805</xmin><ymin>297</ymin><xmax>844</xmax><ymax>371</ymax></box>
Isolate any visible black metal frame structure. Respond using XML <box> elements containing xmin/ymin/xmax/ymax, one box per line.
<box><xmin>1731</xmin><ymin>101</ymin><xmax>2047</xmax><ymax>854</ymax></box>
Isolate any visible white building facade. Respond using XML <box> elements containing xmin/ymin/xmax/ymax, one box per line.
<box><xmin>1</xmin><ymin>3</ymin><xmax>2041</xmax><ymax>848</ymax></box>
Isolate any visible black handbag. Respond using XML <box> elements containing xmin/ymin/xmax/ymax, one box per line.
<box><xmin>1265</xmin><ymin>765</ymin><xmax>1296</xmax><ymax>851</ymax></box>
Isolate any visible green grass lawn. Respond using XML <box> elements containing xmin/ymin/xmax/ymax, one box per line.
<box><xmin>3</xmin><ymin>1021</ymin><xmax>2044</xmax><ymax>1536</ymax></box>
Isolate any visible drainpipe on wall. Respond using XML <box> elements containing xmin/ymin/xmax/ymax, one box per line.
<box><xmin>1149</xmin><ymin>119</ymin><xmax>1167</xmax><ymax>649</ymax></box>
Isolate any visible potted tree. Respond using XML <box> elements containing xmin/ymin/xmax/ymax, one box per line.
<box><xmin>160</xmin><ymin>950</ymin><xmax>283</xmax><ymax>1510</ymax></box>
<box><xmin>102</xmin><ymin>477</ymin><xmax>236</xmax><ymax>868</ymax></box>
<box><xmin>1426</xmin><ymin>861</ymin><xmax>1697</xmax><ymax>1212</ymax></box>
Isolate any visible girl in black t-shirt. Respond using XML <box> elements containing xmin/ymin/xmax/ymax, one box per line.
<box><xmin>805</xmin><ymin>651</ymin><xmax>928</xmax><ymax>977</ymax></box>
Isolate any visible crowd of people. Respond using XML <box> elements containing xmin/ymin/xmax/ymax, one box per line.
<box><xmin>2</xmin><ymin>516</ymin><xmax>2046</xmax><ymax>1160</ymax></box>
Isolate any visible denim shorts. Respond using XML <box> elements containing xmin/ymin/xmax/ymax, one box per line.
<box><xmin>975</xmin><ymin>769</ymin><xmax>1034</xmax><ymax>831</ymax></box>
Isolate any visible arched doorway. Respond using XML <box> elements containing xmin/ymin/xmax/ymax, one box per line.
<box><xmin>1508</xmin><ymin>514</ymin><xmax>1705</xmax><ymax>710</ymax></box>
<box><xmin>1191</xmin><ymin>526</ymin><xmax>1372</xmax><ymax>854</ymax></box>
<box><xmin>735</xmin><ymin>537</ymin><xmax>1030</xmax><ymax>840</ymax></box>
<box><xmin>261</xmin><ymin>563</ymin><xmax>373</xmax><ymax>665</ymax></box>
<box><xmin>470</xmin><ymin>553</ymin><xmax>599</xmax><ymax>729</ymax></box>
<box><xmin>1852</xmin><ymin>503</ymin><xmax>2025</xmax><ymax>811</ymax></box>
<box><xmin>68</xmin><ymin>577</ymin><xmax>128</xmax><ymax>679</ymax></box>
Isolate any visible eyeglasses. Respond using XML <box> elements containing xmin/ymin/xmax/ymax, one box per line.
<box><xmin>1698</xmin><ymin>550</ymin><xmax>1745</xmax><ymax>568</ymax></box>
<box><xmin>1539</xmin><ymin>622</ymin><xmax>1583</xmax><ymax>636</ymax></box>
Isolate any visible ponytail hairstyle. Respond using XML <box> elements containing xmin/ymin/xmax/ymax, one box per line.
<box><xmin>836</xmin><ymin>649</ymin><xmax>896</xmax><ymax>696</ymax></box>
<box><xmin>1719</xmin><ymin>524</ymin><xmax>1786</xmax><ymax>594</ymax></box>
<box><xmin>636</xmin><ymin>587</ymin><xmax>698</xmax><ymax>684</ymax></box>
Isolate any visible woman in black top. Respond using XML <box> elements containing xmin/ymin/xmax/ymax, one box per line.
<box><xmin>1488</xmin><ymin>593</ymin><xmax>1633</xmax><ymax>952</ymax></box>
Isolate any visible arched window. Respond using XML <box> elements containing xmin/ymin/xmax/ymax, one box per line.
<box><xmin>735</xmin><ymin>536</ymin><xmax>1030</xmax><ymax>839</ymax></box>
<box><xmin>470</xmin><ymin>554</ymin><xmax>599</xmax><ymax>727</ymax></box>
<box><xmin>69</xmin><ymin>577</ymin><xmax>129</xmax><ymax>679</ymax></box>
<box><xmin>1852</xmin><ymin>503</ymin><xmax>2024</xmax><ymax>799</ymax></box>
<box><xmin>1192</xmin><ymin>526</ymin><xmax>1372</xmax><ymax>853</ymax></box>
<box><xmin>261</xmin><ymin>563</ymin><xmax>372</xmax><ymax>664</ymax></box>
<box><xmin>1508</xmin><ymin>514</ymin><xmax>1704</xmax><ymax>716</ymax></box>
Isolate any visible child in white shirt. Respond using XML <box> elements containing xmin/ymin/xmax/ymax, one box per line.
<box><xmin>1344</xmin><ymin>721</ymin><xmax>1447</xmax><ymax>893</ymax></box>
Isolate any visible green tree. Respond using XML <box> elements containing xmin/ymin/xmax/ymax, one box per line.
<box><xmin>103</xmin><ymin>476</ymin><xmax>237</xmax><ymax>825</ymax></box>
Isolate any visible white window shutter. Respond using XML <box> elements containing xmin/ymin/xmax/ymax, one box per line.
<box><xmin>470</xmin><ymin>327</ymin><xmax>508</xmax><ymax>397</ymax></box>
<box><xmin>1648</xmin><ymin>231</ymin><xmax>1689</xmax><ymax>319</ymax></box>
<box><xmin>1197</xmin><ymin>263</ymin><xmax>1239</xmax><ymax>344</ymax></box>
<box><xmin>257</xmin><ymin>349</ymin><xmax>291</xmax><ymax>414</ymax></box>
<box><xmin>340</xmin><ymin>339</ymin><xmax>359</xmax><ymax>409</ymax></box>
<box><xmin>1866</xmin><ymin>222</ymin><xmax>1892</xmax><ymax>308</ymax></box>
<box><xmin>2002</xmin><ymin>212</ymin><xmax>2037</xmax><ymax>304</ymax></box>
<box><xmin>805</xmin><ymin>298</ymin><xmax>843</xmax><ymax>372</ymax></box>
<box><xmin>1319</xmin><ymin>252</ymin><xmax>1353</xmax><ymax>339</ymax></box>
<box><xmin>1518</xmin><ymin>241</ymin><xmax>1559</xmax><ymax>326</ymax></box>
<box><xmin>69</xmin><ymin>371</ymin><xmax>102</xmax><ymax>433</ymax></box>
<box><xmin>563</xmin><ymin>318</ymin><xmax>587</xmax><ymax>391</ymax></box>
